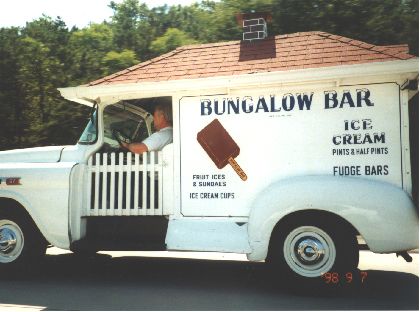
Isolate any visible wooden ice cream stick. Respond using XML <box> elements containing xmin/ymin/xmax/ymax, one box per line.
<box><xmin>228</xmin><ymin>157</ymin><xmax>247</xmax><ymax>181</ymax></box>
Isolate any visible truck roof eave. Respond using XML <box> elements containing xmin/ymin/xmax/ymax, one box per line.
<box><xmin>58</xmin><ymin>87</ymin><xmax>97</xmax><ymax>107</ymax></box>
<box><xmin>58</xmin><ymin>58</ymin><xmax>419</xmax><ymax>106</ymax></box>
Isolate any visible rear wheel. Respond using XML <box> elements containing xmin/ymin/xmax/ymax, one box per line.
<box><xmin>0</xmin><ymin>209</ymin><xmax>47</xmax><ymax>269</ymax></box>
<box><xmin>283</xmin><ymin>225</ymin><xmax>337</xmax><ymax>277</ymax></box>
<box><xmin>267</xmin><ymin>219</ymin><xmax>359</xmax><ymax>283</ymax></box>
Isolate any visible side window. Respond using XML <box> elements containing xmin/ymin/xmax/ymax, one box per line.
<box><xmin>103</xmin><ymin>104</ymin><xmax>149</xmax><ymax>147</ymax></box>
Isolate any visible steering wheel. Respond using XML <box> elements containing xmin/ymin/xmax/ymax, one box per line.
<box><xmin>112</xmin><ymin>129</ymin><xmax>131</xmax><ymax>148</ymax></box>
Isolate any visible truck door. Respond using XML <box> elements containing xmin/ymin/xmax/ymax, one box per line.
<box><xmin>85</xmin><ymin>101</ymin><xmax>167</xmax><ymax>217</ymax></box>
<box><xmin>71</xmin><ymin>99</ymin><xmax>173</xmax><ymax>248</ymax></box>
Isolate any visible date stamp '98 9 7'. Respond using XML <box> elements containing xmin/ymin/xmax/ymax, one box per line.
<box><xmin>322</xmin><ymin>271</ymin><xmax>368</xmax><ymax>284</ymax></box>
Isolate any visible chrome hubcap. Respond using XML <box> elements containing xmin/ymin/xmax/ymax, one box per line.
<box><xmin>296</xmin><ymin>237</ymin><xmax>325</xmax><ymax>264</ymax></box>
<box><xmin>283</xmin><ymin>226</ymin><xmax>336</xmax><ymax>278</ymax></box>
<box><xmin>0</xmin><ymin>228</ymin><xmax>17</xmax><ymax>253</ymax></box>
<box><xmin>0</xmin><ymin>220</ymin><xmax>24</xmax><ymax>263</ymax></box>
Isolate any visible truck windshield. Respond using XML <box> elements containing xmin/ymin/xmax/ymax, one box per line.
<box><xmin>79</xmin><ymin>111</ymin><xmax>97</xmax><ymax>144</ymax></box>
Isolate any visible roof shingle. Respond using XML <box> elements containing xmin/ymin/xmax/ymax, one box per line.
<box><xmin>89</xmin><ymin>31</ymin><xmax>415</xmax><ymax>86</ymax></box>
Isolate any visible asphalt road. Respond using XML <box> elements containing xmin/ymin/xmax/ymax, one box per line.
<box><xmin>0</xmin><ymin>250</ymin><xmax>418</xmax><ymax>311</ymax></box>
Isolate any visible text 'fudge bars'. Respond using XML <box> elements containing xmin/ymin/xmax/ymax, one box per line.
<box><xmin>197</xmin><ymin>119</ymin><xmax>247</xmax><ymax>181</ymax></box>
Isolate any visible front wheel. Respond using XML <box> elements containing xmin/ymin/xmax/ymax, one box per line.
<box><xmin>0</xmin><ymin>209</ymin><xmax>47</xmax><ymax>269</ymax></box>
<box><xmin>267</xmin><ymin>220</ymin><xmax>359</xmax><ymax>281</ymax></box>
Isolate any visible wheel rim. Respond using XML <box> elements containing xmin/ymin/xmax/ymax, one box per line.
<box><xmin>0</xmin><ymin>220</ymin><xmax>25</xmax><ymax>263</ymax></box>
<box><xmin>283</xmin><ymin>226</ymin><xmax>336</xmax><ymax>278</ymax></box>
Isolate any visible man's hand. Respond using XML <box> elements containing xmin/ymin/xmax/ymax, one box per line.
<box><xmin>120</xmin><ymin>141</ymin><xmax>129</xmax><ymax>150</ymax></box>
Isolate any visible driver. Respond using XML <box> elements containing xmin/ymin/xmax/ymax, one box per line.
<box><xmin>121</xmin><ymin>103</ymin><xmax>172</xmax><ymax>153</ymax></box>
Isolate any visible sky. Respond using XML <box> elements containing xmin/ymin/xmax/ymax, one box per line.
<box><xmin>0</xmin><ymin>0</ymin><xmax>201</xmax><ymax>28</ymax></box>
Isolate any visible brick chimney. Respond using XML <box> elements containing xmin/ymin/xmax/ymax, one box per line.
<box><xmin>236</xmin><ymin>12</ymin><xmax>272</xmax><ymax>42</ymax></box>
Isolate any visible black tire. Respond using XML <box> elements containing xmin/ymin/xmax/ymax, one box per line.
<box><xmin>0</xmin><ymin>208</ymin><xmax>47</xmax><ymax>270</ymax></box>
<box><xmin>267</xmin><ymin>218</ymin><xmax>359</xmax><ymax>286</ymax></box>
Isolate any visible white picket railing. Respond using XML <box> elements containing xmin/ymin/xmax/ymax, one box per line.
<box><xmin>85</xmin><ymin>151</ymin><xmax>164</xmax><ymax>216</ymax></box>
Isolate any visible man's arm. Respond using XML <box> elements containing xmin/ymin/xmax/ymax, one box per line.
<box><xmin>121</xmin><ymin>142</ymin><xmax>149</xmax><ymax>154</ymax></box>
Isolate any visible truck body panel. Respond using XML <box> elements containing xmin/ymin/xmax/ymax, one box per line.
<box><xmin>177</xmin><ymin>83</ymin><xmax>407</xmax><ymax>216</ymax></box>
<box><xmin>166</xmin><ymin>218</ymin><xmax>251</xmax><ymax>253</ymax></box>
<box><xmin>247</xmin><ymin>175</ymin><xmax>418</xmax><ymax>261</ymax></box>
<box><xmin>0</xmin><ymin>146</ymin><xmax>66</xmax><ymax>163</ymax></box>
<box><xmin>0</xmin><ymin>162</ymin><xmax>74</xmax><ymax>249</ymax></box>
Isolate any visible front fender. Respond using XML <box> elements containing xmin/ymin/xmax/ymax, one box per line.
<box><xmin>0</xmin><ymin>162</ymin><xmax>77</xmax><ymax>249</ymax></box>
<box><xmin>247</xmin><ymin>176</ymin><xmax>419</xmax><ymax>261</ymax></box>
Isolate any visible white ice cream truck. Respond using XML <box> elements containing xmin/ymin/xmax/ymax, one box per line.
<box><xmin>0</xmin><ymin>34</ymin><xmax>419</xmax><ymax>282</ymax></box>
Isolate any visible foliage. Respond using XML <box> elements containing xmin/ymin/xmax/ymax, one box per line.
<box><xmin>0</xmin><ymin>27</ymin><xmax>24</xmax><ymax>148</ymax></box>
<box><xmin>102</xmin><ymin>49</ymin><xmax>139</xmax><ymax>75</ymax></box>
<box><xmin>109</xmin><ymin>0</ymin><xmax>155</xmax><ymax>59</ymax></box>
<box><xmin>68</xmin><ymin>23</ymin><xmax>115</xmax><ymax>84</ymax></box>
<box><xmin>268</xmin><ymin>0</ymin><xmax>419</xmax><ymax>55</ymax></box>
<box><xmin>150</xmin><ymin>28</ymin><xmax>199</xmax><ymax>55</ymax></box>
<box><xmin>0</xmin><ymin>0</ymin><xmax>418</xmax><ymax>150</ymax></box>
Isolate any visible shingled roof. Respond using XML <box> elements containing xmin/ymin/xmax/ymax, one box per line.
<box><xmin>89</xmin><ymin>31</ymin><xmax>415</xmax><ymax>86</ymax></box>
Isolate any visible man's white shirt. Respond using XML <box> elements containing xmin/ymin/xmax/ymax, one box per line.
<box><xmin>142</xmin><ymin>127</ymin><xmax>173</xmax><ymax>151</ymax></box>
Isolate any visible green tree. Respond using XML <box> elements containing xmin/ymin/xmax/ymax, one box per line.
<box><xmin>22</xmin><ymin>15</ymin><xmax>72</xmax><ymax>82</ymax></box>
<box><xmin>102</xmin><ymin>49</ymin><xmax>139</xmax><ymax>75</ymax></box>
<box><xmin>69</xmin><ymin>23</ymin><xmax>115</xmax><ymax>84</ymax></box>
<box><xmin>0</xmin><ymin>27</ymin><xmax>25</xmax><ymax>149</ymax></box>
<box><xmin>17</xmin><ymin>36</ymin><xmax>64</xmax><ymax>145</ymax></box>
<box><xmin>109</xmin><ymin>0</ymin><xmax>155</xmax><ymax>59</ymax></box>
<box><xmin>149</xmin><ymin>2</ymin><xmax>217</xmax><ymax>42</ymax></box>
<box><xmin>150</xmin><ymin>28</ymin><xmax>199</xmax><ymax>55</ymax></box>
<box><xmin>269</xmin><ymin>0</ymin><xmax>418</xmax><ymax>54</ymax></box>
<box><xmin>0</xmin><ymin>17</ymin><xmax>90</xmax><ymax>149</ymax></box>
